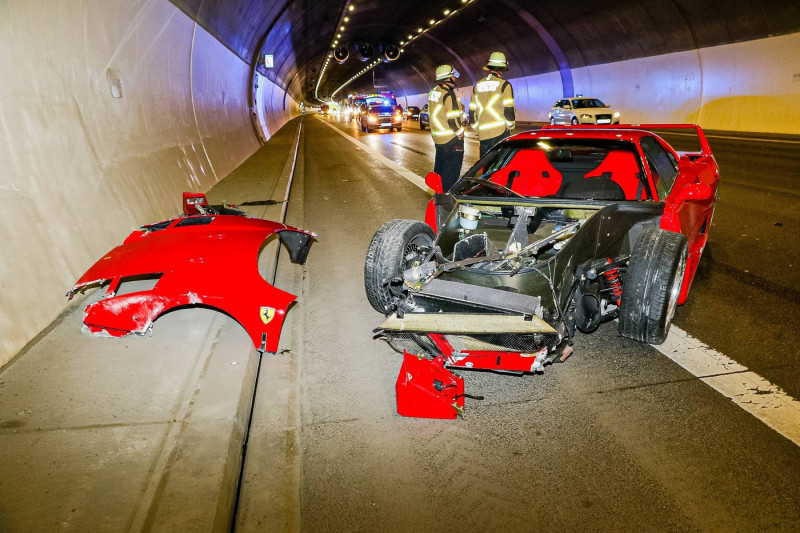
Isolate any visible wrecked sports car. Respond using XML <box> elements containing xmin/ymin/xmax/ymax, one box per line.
<box><xmin>364</xmin><ymin>125</ymin><xmax>719</xmax><ymax>418</ymax></box>
<box><xmin>67</xmin><ymin>193</ymin><xmax>315</xmax><ymax>353</ymax></box>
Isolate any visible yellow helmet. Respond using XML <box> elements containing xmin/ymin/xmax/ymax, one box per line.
<box><xmin>484</xmin><ymin>51</ymin><xmax>508</xmax><ymax>71</ymax></box>
<box><xmin>435</xmin><ymin>64</ymin><xmax>459</xmax><ymax>81</ymax></box>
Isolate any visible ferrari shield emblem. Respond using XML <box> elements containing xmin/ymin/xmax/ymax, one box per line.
<box><xmin>260</xmin><ymin>306</ymin><xmax>275</xmax><ymax>325</ymax></box>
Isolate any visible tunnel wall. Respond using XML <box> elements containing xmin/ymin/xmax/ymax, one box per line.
<box><xmin>402</xmin><ymin>33</ymin><xmax>800</xmax><ymax>135</ymax></box>
<box><xmin>0</xmin><ymin>0</ymin><xmax>295</xmax><ymax>367</ymax></box>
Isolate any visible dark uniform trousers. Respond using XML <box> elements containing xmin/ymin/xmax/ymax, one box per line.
<box><xmin>479</xmin><ymin>129</ymin><xmax>510</xmax><ymax>158</ymax></box>
<box><xmin>434</xmin><ymin>136</ymin><xmax>465</xmax><ymax>192</ymax></box>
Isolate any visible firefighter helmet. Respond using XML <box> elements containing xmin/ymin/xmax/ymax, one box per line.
<box><xmin>484</xmin><ymin>51</ymin><xmax>509</xmax><ymax>71</ymax></box>
<box><xmin>435</xmin><ymin>64</ymin><xmax>459</xmax><ymax>81</ymax></box>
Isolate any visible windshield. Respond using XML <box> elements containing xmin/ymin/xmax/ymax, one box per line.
<box><xmin>571</xmin><ymin>98</ymin><xmax>607</xmax><ymax>109</ymax></box>
<box><xmin>453</xmin><ymin>138</ymin><xmax>650</xmax><ymax>201</ymax></box>
<box><xmin>368</xmin><ymin>105</ymin><xmax>395</xmax><ymax>114</ymax></box>
<box><xmin>366</xmin><ymin>96</ymin><xmax>397</xmax><ymax>106</ymax></box>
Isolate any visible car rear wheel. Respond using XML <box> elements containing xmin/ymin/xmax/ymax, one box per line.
<box><xmin>419</xmin><ymin>119</ymin><xmax>426</xmax><ymax>130</ymax></box>
<box><xmin>619</xmin><ymin>228</ymin><xmax>688</xmax><ymax>344</ymax></box>
<box><xmin>364</xmin><ymin>219</ymin><xmax>435</xmax><ymax>314</ymax></box>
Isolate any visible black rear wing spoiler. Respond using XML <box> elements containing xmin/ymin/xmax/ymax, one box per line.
<box><xmin>540</xmin><ymin>124</ymin><xmax>713</xmax><ymax>156</ymax></box>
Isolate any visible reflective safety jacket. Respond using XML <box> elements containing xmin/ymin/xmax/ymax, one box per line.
<box><xmin>427</xmin><ymin>81</ymin><xmax>464</xmax><ymax>145</ymax></box>
<box><xmin>469</xmin><ymin>72</ymin><xmax>515</xmax><ymax>141</ymax></box>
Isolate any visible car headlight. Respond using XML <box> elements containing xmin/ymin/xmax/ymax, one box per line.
<box><xmin>368</xmin><ymin>116</ymin><xmax>377</xmax><ymax>123</ymax></box>
<box><xmin>613</xmin><ymin>112</ymin><xmax>620</xmax><ymax>117</ymax></box>
<box><xmin>580</xmin><ymin>114</ymin><xmax>592</xmax><ymax>118</ymax></box>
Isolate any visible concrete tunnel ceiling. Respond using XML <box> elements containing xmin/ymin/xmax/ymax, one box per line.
<box><xmin>175</xmin><ymin>0</ymin><xmax>799</xmax><ymax>103</ymax></box>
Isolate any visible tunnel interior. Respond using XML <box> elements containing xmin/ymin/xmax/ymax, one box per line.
<box><xmin>174</xmin><ymin>0</ymin><xmax>800</xmax><ymax>105</ymax></box>
<box><xmin>0</xmin><ymin>0</ymin><xmax>798</xmax><ymax>367</ymax></box>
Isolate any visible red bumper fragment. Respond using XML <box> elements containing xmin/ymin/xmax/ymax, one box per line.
<box><xmin>396</xmin><ymin>351</ymin><xmax>464</xmax><ymax>419</ymax></box>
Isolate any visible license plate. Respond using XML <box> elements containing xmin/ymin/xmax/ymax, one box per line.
<box><xmin>381</xmin><ymin>123</ymin><xmax>391</xmax><ymax>127</ymax></box>
<box><xmin>597</xmin><ymin>119</ymin><xmax>611</xmax><ymax>124</ymax></box>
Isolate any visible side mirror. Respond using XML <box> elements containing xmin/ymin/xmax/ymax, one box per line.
<box><xmin>677</xmin><ymin>182</ymin><xmax>713</xmax><ymax>202</ymax></box>
<box><xmin>425</xmin><ymin>172</ymin><xmax>444</xmax><ymax>194</ymax></box>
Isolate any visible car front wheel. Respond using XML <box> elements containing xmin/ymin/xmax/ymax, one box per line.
<box><xmin>619</xmin><ymin>229</ymin><xmax>688</xmax><ymax>344</ymax></box>
<box><xmin>571</xmin><ymin>117</ymin><xmax>579</xmax><ymax>125</ymax></box>
<box><xmin>364</xmin><ymin>219</ymin><xmax>435</xmax><ymax>314</ymax></box>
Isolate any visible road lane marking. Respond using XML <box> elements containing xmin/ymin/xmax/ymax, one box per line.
<box><xmin>322</xmin><ymin>120</ymin><xmax>431</xmax><ymax>192</ymax></box>
<box><xmin>322</xmin><ymin>116</ymin><xmax>800</xmax><ymax>446</ymax></box>
<box><xmin>656</xmin><ymin>325</ymin><xmax>800</xmax><ymax>446</ymax></box>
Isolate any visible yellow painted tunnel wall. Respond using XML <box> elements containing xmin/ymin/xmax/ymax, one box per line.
<box><xmin>404</xmin><ymin>33</ymin><xmax>800</xmax><ymax>135</ymax></box>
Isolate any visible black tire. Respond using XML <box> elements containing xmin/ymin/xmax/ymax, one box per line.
<box><xmin>364</xmin><ymin>219</ymin><xmax>435</xmax><ymax>314</ymax></box>
<box><xmin>619</xmin><ymin>229</ymin><xmax>688</xmax><ymax>344</ymax></box>
<box><xmin>571</xmin><ymin>117</ymin><xmax>579</xmax><ymax>125</ymax></box>
<box><xmin>549</xmin><ymin>117</ymin><xmax>556</xmax><ymax>125</ymax></box>
<box><xmin>419</xmin><ymin>119</ymin><xmax>427</xmax><ymax>130</ymax></box>
<box><xmin>395</xmin><ymin>126</ymin><xmax>403</xmax><ymax>132</ymax></box>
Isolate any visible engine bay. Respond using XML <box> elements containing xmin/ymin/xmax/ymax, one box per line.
<box><xmin>403</xmin><ymin>201</ymin><xmax>601</xmax><ymax>287</ymax></box>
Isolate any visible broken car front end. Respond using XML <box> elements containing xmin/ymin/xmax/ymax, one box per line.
<box><xmin>366</xmin><ymin>193</ymin><xmax>667</xmax><ymax>417</ymax></box>
<box><xmin>67</xmin><ymin>194</ymin><xmax>315</xmax><ymax>353</ymax></box>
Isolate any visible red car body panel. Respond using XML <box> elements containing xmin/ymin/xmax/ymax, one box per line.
<box><xmin>68</xmin><ymin>208</ymin><xmax>315</xmax><ymax>353</ymax></box>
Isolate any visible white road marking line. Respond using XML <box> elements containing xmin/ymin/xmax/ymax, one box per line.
<box><xmin>656</xmin><ymin>325</ymin><xmax>800</xmax><ymax>446</ymax></box>
<box><xmin>322</xmin><ymin>120</ymin><xmax>432</xmax><ymax>193</ymax></box>
<box><xmin>323</xmin><ymin>116</ymin><xmax>800</xmax><ymax>446</ymax></box>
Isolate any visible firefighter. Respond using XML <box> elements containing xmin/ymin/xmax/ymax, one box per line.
<box><xmin>427</xmin><ymin>64</ymin><xmax>465</xmax><ymax>192</ymax></box>
<box><xmin>469</xmin><ymin>52</ymin><xmax>516</xmax><ymax>157</ymax></box>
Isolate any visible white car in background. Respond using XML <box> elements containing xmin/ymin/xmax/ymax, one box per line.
<box><xmin>549</xmin><ymin>97</ymin><xmax>620</xmax><ymax>125</ymax></box>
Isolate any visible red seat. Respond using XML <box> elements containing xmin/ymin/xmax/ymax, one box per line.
<box><xmin>489</xmin><ymin>150</ymin><xmax>562</xmax><ymax>197</ymax></box>
<box><xmin>585</xmin><ymin>150</ymin><xmax>644</xmax><ymax>200</ymax></box>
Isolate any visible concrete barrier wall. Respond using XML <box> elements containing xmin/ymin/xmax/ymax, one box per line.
<box><xmin>403</xmin><ymin>33</ymin><xmax>800</xmax><ymax>135</ymax></box>
<box><xmin>0</xmin><ymin>1</ymin><xmax>295</xmax><ymax>367</ymax></box>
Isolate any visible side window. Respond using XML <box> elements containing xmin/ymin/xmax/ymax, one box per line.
<box><xmin>640</xmin><ymin>137</ymin><xmax>679</xmax><ymax>197</ymax></box>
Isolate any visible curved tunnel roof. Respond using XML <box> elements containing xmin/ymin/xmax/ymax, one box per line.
<box><xmin>170</xmin><ymin>0</ymin><xmax>800</xmax><ymax>103</ymax></box>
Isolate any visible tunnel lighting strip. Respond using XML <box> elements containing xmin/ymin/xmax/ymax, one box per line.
<box><xmin>328</xmin><ymin>0</ymin><xmax>478</xmax><ymax>99</ymax></box>
<box><xmin>315</xmin><ymin>2</ymin><xmax>356</xmax><ymax>102</ymax></box>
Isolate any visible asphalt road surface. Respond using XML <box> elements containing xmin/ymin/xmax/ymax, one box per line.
<box><xmin>237</xmin><ymin>114</ymin><xmax>800</xmax><ymax>532</ymax></box>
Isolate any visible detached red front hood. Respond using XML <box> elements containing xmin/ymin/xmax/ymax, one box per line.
<box><xmin>68</xmin><ymin>214</ymin><xmax>315</xmax><ymax>352</ymax></box>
